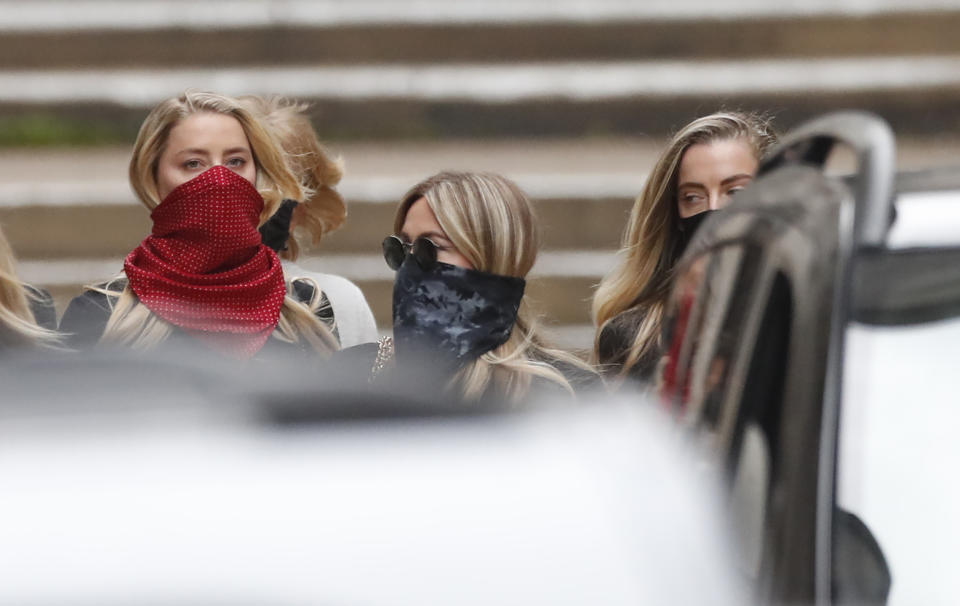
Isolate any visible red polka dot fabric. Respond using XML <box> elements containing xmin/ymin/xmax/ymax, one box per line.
<box><xmin>124</xmin><ymin>165</ymin><xmax>286</xmax><ymax>358</ymax></box>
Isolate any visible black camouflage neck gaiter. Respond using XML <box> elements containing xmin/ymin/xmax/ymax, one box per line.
<box><xmin>392</xmin><ymin>255</ymin><xmax>525</xmax><ymax>370</ymax></box>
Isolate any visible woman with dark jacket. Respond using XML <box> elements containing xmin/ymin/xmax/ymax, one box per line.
<box><xmin>350</xmin><ymin>171</ymin><xmax>599</xmax><ymax>404</ymax></box>
<box><xmin>592</xmin><ymin>112</ymin><xmax>777</xmax><ymax>385</ymax></box>
<box><xmin>59</xmin><ymin>91</ymin><xmax>338</xmax><ymax>359</ymax></box>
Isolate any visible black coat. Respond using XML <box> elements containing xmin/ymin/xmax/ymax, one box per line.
<box><xmin>595</xmin><ymin>307</ymin><xmax>661</xmax><ymax>383</ymax></box>
<box><xmin>59</xmin><ymin>278</ymin><xmax>337</xmax><ymax>353</ymax></box>
<box><xmin>25</xmin><ymin>285</ymin><xmax>57</xmax><ymax>331</ymax></box>
<box><xmin>332</xmin><ymin>340</ymin><xmax>601</xmax><ymax>404</ymax></box>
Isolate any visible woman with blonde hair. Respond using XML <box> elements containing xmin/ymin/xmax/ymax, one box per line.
<box><xmin>242</xmin><ymin>95</ymin><xmax>378</xmax><ymax>348</ymax></box>
<box><xmin>60</xmin><ymin>91</ymin><xmax>338</xmax><ymax>358</ymax></box>
<box><xmin>593</xmin><ymin>111</ymin><xmax>777</xmax><ymax>383</ymax></box>
<box><xmin>372</xmin><ymin>171</ymin><xmax>597</xmax><ymax>402</ymax></box>
<box><xmin>0</xmin><ymin>224</ymin><xmax>60</xmax><ymax>349</ymax></box>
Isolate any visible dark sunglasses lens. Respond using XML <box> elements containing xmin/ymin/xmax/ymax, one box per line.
<box><xmin>382</xmin><ymin>236</ymin><xmax>405</xmax><ymax>270</ymax></box>
<box><xmin>412</xmin><ymin>238</ymin><xmax>438</xmax><ymax>269</ymax></box>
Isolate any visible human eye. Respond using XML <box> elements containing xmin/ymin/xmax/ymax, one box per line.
<box><xmin>226</xmin><ymin>156</ymin><xmax>247</xmax><ymax>168</ymax></box>
<box><xmin>726</xmin><ymin>179</ymin><xmax>754</xmax><ymax>197</ymax></box>
<box><xmin>422</xmin><ymin>236</ymin><xmax>452</xmax><ymax>252</ymax></box>
<box><xmin>183</xmin><ymin>158</ymin><xmax>203</xmax><ymax>170</ymax></box>
<box><xmin>681</xmin><ymin>192</ymin><xmax>705</xmax><ymax>205</ymax></box>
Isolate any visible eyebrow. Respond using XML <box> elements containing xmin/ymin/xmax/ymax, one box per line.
<box><xmin>400</xmin><ymin>230</ymin><xmax>449</xmax><ymax>242</ymax></box>
<box><xmin>721</xmin><ymin>173</ymin><xmax>754</xmax><ymax>186</ymax></box>
<box><xmin>678</xmin><ymin>173</ymin><xmax>754</xmax><ymax>190</ymax></box>
<box><xmin>174</xmin><ymin>146</ymin><xmax>251</xmax><ymax>156</ymax></box>
<box><xmin>174</xmin><ymin>148</ymin><xmax>212</xmax><ymax>157</ymax></box>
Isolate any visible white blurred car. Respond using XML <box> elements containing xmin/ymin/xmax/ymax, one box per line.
<box><xmin>0</xmin><ymin>350</ymin><xmax>743</xmax><ymax>605</ymax></box>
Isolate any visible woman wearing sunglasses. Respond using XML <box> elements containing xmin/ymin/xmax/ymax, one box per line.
<box><xmin>372</xmin><ymin>171</ymin><xmax>597</xmax><ymax>403</ymax></box>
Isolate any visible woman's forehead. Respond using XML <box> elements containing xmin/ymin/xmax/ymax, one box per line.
<box><xmin>165</xmin><ymin>112</ymin><xmax>249</xmax><ymax>154</ymax></box>
<box><xmin>401</xmin><ymin>198</ymin><xmax>446</xmax><ymax>236</ymax></box>
<box><xmin>678</xmin><ymin>139</ymin><xmax>758</xmax><ymax>185</ymax></box>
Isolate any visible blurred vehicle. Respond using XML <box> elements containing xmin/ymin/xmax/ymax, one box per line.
<box><xmin>660</xmin><ymin>111</ymin><xmax>960</xmax><ymax>605</ymax></box>
<box><xmin>0</xmin><ymin>348</ymin><xmax>743</xmax><ymax>605</ymax></box>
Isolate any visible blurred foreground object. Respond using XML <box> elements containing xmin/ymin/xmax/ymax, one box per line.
<box><xmin>0</xmin><ymin>347</ymin><xmax>741</xmax><ymax>605</ymax></box>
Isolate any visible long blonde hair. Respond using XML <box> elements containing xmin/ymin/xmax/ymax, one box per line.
<box><xmin>239</xmin><ymin>95</ymin><xmax>347</xmax><ymax>260</ymax></box>
<box><xmin>99</xmin><ymin>91</ymin><xmax>338</xmax><ymax>355</ymax></box>
<box><xmin>592</xmin><ymin>111</ymin><xmax>777</xmax><ymax>377</ymax></box>
<box><xmin>0</xmin><ymin>225</ymin><xmax>62</xmax><ymax>349</ymax></box>
<box><xmin>395</xmin><ymin>171</ymin><xmax>596</xmax><ymax>401</ymax></box>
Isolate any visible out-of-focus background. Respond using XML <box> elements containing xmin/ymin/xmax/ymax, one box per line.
<box><xmin>2</xmin><ymin>0</ymin><xmax>960</xmax><ymax>349</ymax></box>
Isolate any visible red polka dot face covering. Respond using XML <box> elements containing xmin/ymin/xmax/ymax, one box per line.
<box><xmin>124</xmin><ymin>165</ymin><xmax>286</xmax><ymax>358</ymax></box>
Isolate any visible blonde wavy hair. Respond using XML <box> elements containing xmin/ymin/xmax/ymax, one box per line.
<box><xmin>395</xmin><ymin>171</ymin><xmax>596</xmax><ymax>402</ymax></box>
<box><xmin>239</xmin><ymin>95</ymin><xmax>347</xmax><ymax>260</ymax></box>
<box><xmin>97</xmin><ymin>91</ymin><xmax>338</xmax><ymax>355</ymax></box>
<box><xmin>592</xmin><ymin>111</ymin><xmax>777</xmax><ymax>378</ymax></box>
<box><xmin>0</xmin><ymin>225</ymin><xmax>62</xmax><ymax>349</ymax></box>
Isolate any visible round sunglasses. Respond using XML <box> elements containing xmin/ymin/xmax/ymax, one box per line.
<box><xmin>382</xmin><ymin>235</ymin><xmax>439</xmax><ymax>271</ymax></box>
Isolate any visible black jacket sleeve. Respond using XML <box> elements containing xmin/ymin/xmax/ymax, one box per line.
<box><xmin>25</xmin><ymin>285</ymin><xmax>58</xmax><ymax>331</ymax></box>
<box><xmin>290</xmin><ymin>278</ymin><xmax>339</xmax><ymax>343</ymax></box>
<box><xmin>596</xmin><ymin>308</ymin><xmax>661</xmax><ymax>381</ymax></box>
<box><xmin>58</xmin><ymin>290</ymin><xmax>116</xmax><ymax>348</ymax></box>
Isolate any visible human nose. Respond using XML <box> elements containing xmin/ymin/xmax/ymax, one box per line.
<box><xmin>710</xmin><ymin>190</ymin><xmax>733</xmax><ymax>210</ymax></box>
